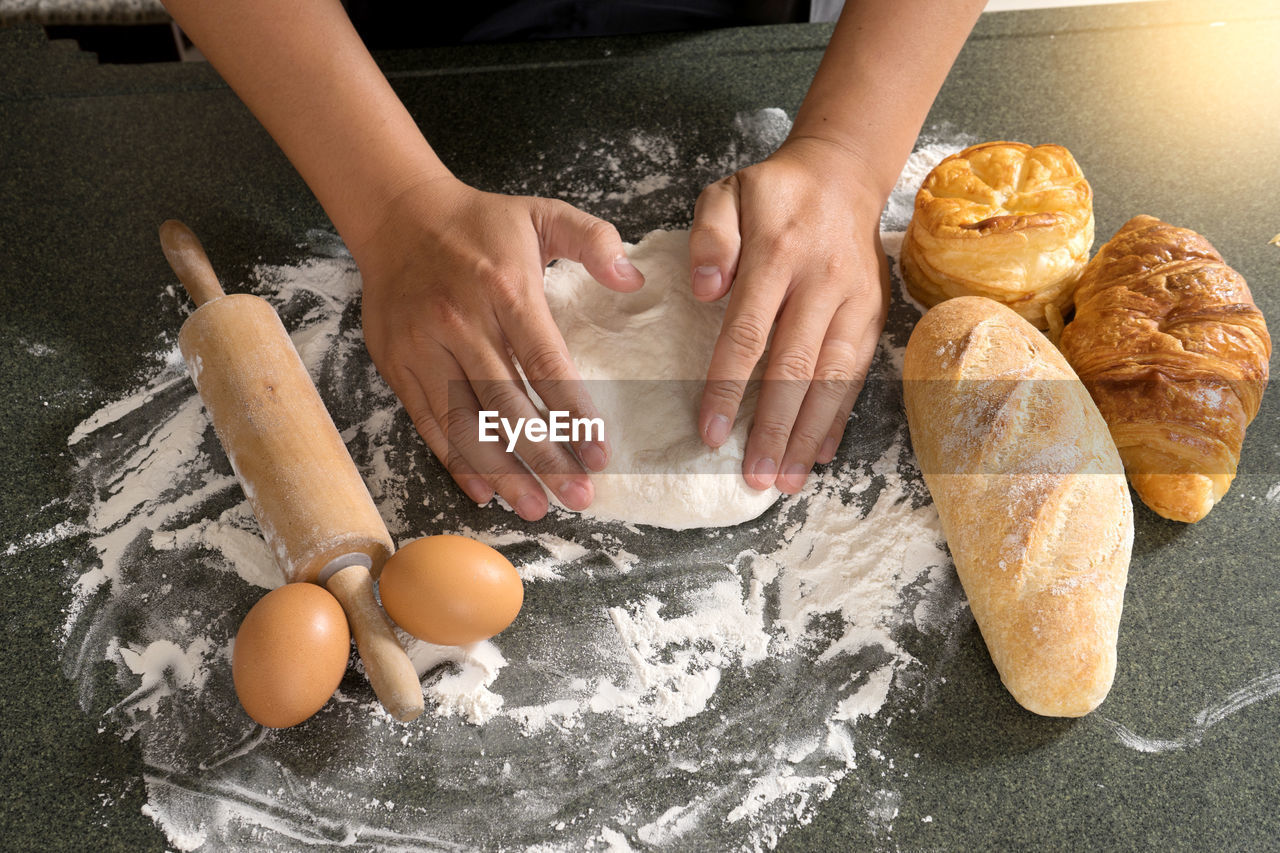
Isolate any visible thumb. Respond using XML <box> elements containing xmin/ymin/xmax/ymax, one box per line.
<box><xmin>534</xmin><ymin>198</ymin><xmax>645</xmax><ymax>292</ymax></box>
<box><xmin>689</xmin><ymin>176</ymin><xmax>742</xmax><ymax>302</ymax></box>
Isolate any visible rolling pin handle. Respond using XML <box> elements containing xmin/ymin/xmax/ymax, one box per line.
<box><xmin>325</xmin><ymin>563</ymin><xmax>425</xmax><ymax>723</ymax></box>
<box><xmin>159</xmin><ymin>219</ymin><xmax>227</xmax><ymax>307</ymax></box>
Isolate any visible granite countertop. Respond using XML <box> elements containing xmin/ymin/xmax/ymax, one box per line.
<box><xmin>2</xmin><ymin>2</ymin><xmax>1278</xmax><ymax>850</ymax></box>
<box><xmin>0</xmin><ymin>0</ymin><xmax>167</xmax><ymax>26</ymax></box>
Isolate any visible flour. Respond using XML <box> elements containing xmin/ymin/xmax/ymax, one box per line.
<box><xmin>111</xmin><ymin>638</ymin><xmax>218</xmax><ymax>724</ymax></box>
<box><xmin>46</xmin><ymin>118</ymin><xmax>978</xmax><ymax>851</ymax></box>
<box><xmin>1097</xmin><ymin>669</ymin><xmax>1280</xmax><ymax>753</ymax></box>
<box><xmin>4</xmin><ymin>518</ymin><xmax>85</xmax><ymax>556</ymax></box>
<box><xmin>510</xmin><ymin>107</ymin><xmax>804</xmax><ymax>238</ymax></box>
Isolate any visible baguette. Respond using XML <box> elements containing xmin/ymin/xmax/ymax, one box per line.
<box><xmin>903</xmin><ymin>296</ymin><xmax>1132</xmax><ymax>716</ymax></box>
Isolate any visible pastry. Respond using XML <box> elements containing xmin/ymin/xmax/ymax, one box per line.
<box><xmin>1059</xmin><ymin>215</ymin><xmax>1271</xmax><ymax>522</ymax></box>
<box><xmin>901</xmin><ymin>141</ymin><xmax>1094</xmax><ymax>333</ymax></box>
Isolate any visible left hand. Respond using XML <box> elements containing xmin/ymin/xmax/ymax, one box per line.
<box><xmin>690</xmin><ymin>135</ymin><xmax>891</xmax><ymax>495</ymax></box>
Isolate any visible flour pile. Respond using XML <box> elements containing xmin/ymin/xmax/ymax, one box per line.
<box><xmin>50</xmin><ymin>117</ymin><xmax>976</xmax><ymax>850</ymax></box>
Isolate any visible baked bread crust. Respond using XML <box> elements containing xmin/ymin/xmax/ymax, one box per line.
<box><xmin>904</xmin><ymin>296</ymin><xmax>1132</xmax><ymax>717</ymax></box>
<box><xmin>1059</xmin><ymin>215</ymin><xmax>1271</xmax><ymax>522</ymax></box>
<box><xmin>901</xmin><ymin>141</ymin><xmax>1094</xmax><ymax>331</ymax></box>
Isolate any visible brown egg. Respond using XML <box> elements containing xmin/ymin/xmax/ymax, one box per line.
<box><xmin>378</xmin><ymin>535</ymin><xmax>524</xmax><ymax>646</ymax></box>
<box><xmin>232</xmin><ymin>582</ymin><xmax>351</xmax><ymax>728</ymax></box>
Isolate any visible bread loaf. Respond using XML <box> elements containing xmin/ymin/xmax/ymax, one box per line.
<box><xmin>901</xmin><ymin>141</ymin><xmax>1094</xmax><ymax>333</ymax></box>
<box><xmin>1059</xmin><ymin>215</ymin><xmax>1271</xmax><ymax>522</ymax></box>
<box><xmin>903</xmin><ymin>296</ymin><xmax>1132</xmax><ymax>716</ymax></box>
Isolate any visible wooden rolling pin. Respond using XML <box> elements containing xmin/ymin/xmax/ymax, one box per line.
<box><xmin>161</xmin><ymin>220</ymin><xmax>423</xmax><ymax>722</ymax></box>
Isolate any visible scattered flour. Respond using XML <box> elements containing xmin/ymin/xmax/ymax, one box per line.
<box><xmin>110</xmin><ymin>638</ymin><xmax>217</xmax><ymax>725</ymax></box>
<box><xmin>23</xmin><ymin>338</ymin><xmax>57</xmax><ymax>357</ymax></box>
<box><xmin>31</xmin><ymin>118</ymin><xmax>1271</xmax><ymax>847</ymax></box>
<box><xmin>47</xmin><ymin>118</ymin><xmax>975</xmax><ymax>850</ymax></box>
<box><xmin>1095</xmin><ymin>669</ymin><xmax>1280</xmax><ymax>753</ymax></box>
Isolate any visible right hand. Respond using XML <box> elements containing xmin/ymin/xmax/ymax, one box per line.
<box><xmin>354</xmin><ymin>175</ymin><xmax>645</xmax><ymax>521</ymax></box>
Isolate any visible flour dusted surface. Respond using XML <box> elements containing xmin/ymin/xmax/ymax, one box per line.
<box><xmin>46</xmin><ymin>122</ymin><xmax>978</xmax><ymax>851</ymax></box>
<box><xmin>544</xmin><ymin>228</ymin><xmax>779</xmax><ymax>529</ymax></box>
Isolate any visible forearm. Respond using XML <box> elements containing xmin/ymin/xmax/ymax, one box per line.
<box><xmin>790</xmin><ymin>0</ymin><xmax>985</xmax><ymax>200</ymax></box>
<box><xmin>162</xmin><ymin>0</ymin><xmax>448</xmax><ymax>251</ymax></box>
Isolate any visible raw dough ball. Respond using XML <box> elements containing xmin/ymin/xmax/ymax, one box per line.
<box><xmin>542</xmin><ymin>229</ymin><xmax>780</xmax><ymax>529</ymax></box>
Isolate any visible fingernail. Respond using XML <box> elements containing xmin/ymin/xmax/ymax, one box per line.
<box><xmin>704</xmin><ymin>414</ymin><xmax>731</xmax><ymax>447</ymax></box>
<box><xmin>579</xmin><ymin>441</ymin><xmax>608</xmax><ymax>471</ymax></box>
<box><xmin>692</xmin><ymin>265</ymin><xmax>722</xmax><ymax>300</ymax></box>
<box><xmin>463</xmin><ymin>478</ymin><xmax>492</xmax><ymax>504</ymax></box>
<box><xmin>751</xmin><ymin>457</ymin><xmax>778</xmax><ymax>487</ymax></box>
<box><xmin>515</xmin><ymin>493</ymin><xmax>545</xmax><ymax>521</ymax></box>
<box><xmin>558</xmin><ymin>479</ymin><xmax>591</xmax><ymax>511</ymax></box>
<box><xmin>614</xmin><ymin>255</ymin><xmax>640</xmax><ymax>280</ymax></box>
<box><xmin>818</xmin><ymin>436</ymin><xmax>838</xmax><ymax>463</ymax></box>
<box><xmin>781</xmin><ymin>462</ymin><xmax>808</xmax><ymax>493</ymax></box>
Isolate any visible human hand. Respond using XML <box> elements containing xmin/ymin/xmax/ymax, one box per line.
<box><xmin>355</xmin><ymin>175</ymin><xmax>644</xmax><ymax>521</ymax></box>
<box><xmin>690</xmin><ymin>136</ymin><xmax>891</xmax><ymax>495</ymax></box>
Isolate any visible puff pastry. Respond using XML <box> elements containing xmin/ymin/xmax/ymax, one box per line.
<box><xmin>1059</xmin><ymin>215</ymin><xmax>1271</xmax><ymax>522</ymax></box>
<box><xmin>901</xmin><ymin>141</ymin><xmax>1094</xmax><ymax>331</ymax></box>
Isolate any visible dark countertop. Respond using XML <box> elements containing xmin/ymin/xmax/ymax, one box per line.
<box><xmin>0</xmin><ymin>0</ymin><xmax>168</xmax><ymax>27</ymax></box>
<box><xmin>2</xmin><ymin>2</ymin><xmax>1278</xmax><ymax>850</ymax></box>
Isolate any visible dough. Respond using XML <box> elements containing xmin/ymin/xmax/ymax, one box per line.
<box><xmin>542</xmin><ymin>229</ymin><xmax>780</xmax><ymax>529</ymax></box>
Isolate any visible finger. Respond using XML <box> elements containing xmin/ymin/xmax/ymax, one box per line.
<box><xmin>535</xmin><ymin>198</ymin><xmax>644</xmax><ymax>293</ymax></box>
<box><xmin>388</xmin><ymin>357</ymin><xmax>494</xmax><ymax>507</ymax></box>
<box><xmin>816</xmin><ymin>378</ymin><xmax>858</xmax><ymax>465</ymax></box>
<box><xmin>499</xmin><ymin>294</ymin><xmax>611</xmax><ymax>474</ymax></box>
<box><xmin>451</xmin><ymin>308</ymin><xmax>595</xmax><ymax>513</ymax></box>
<box><xmin>817</xmin><ymin>253</ymin><xmax>890</xmax><ymax>466</ymax></box>
<box><xmin>417</xmin><ymin>353</ymin><xmax>562</xmax><ymax>522</ymax></box>
<box><xmin>698</xmin><ymin>260</ymin><xmax>789</xmax><ymax>453</ymax></box>
<box><xmin>689</xmin><ymin>177</ymin><xmax>743</xmax><ymax>302</ymax></box>
<box><xmin>776</xmin><ymin>304</ymin><xmax>876</xmax><ymax>492</ymax></box>
<box><xmin>389</xmin><ymin>346</ymin><xmax>557</xmax><ymax>520</ymax></box>
<box><xmin>741</xmin><ymin>288</ymin><xmax>842</xmax><ymax>492</ymax></box>
<box><xmin>471</xmin><ymin>373</ymin><xmax>596</xmax><ymax>513</ymax></box>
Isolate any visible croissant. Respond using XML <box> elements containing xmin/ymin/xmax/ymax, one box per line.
<box><xmin>901</xmin><ymin>141</ymin><xmax>1094</xmax><ymax>332</ymax></box>
<box><xmin>1059</xmin><ymin>215</ymin><xmax>1271</xmax><ymax>522</ymax></box>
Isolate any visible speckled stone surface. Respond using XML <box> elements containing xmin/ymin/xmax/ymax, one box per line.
<box><xmin>0</xmin><ymin>0</ymin><xmax>167</xmax><ymax>26</ymax></box>
<box><xmin>2</xmin><ymin>2</ymin><xmax>1278</xmax><ymax>849</ymax></box>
